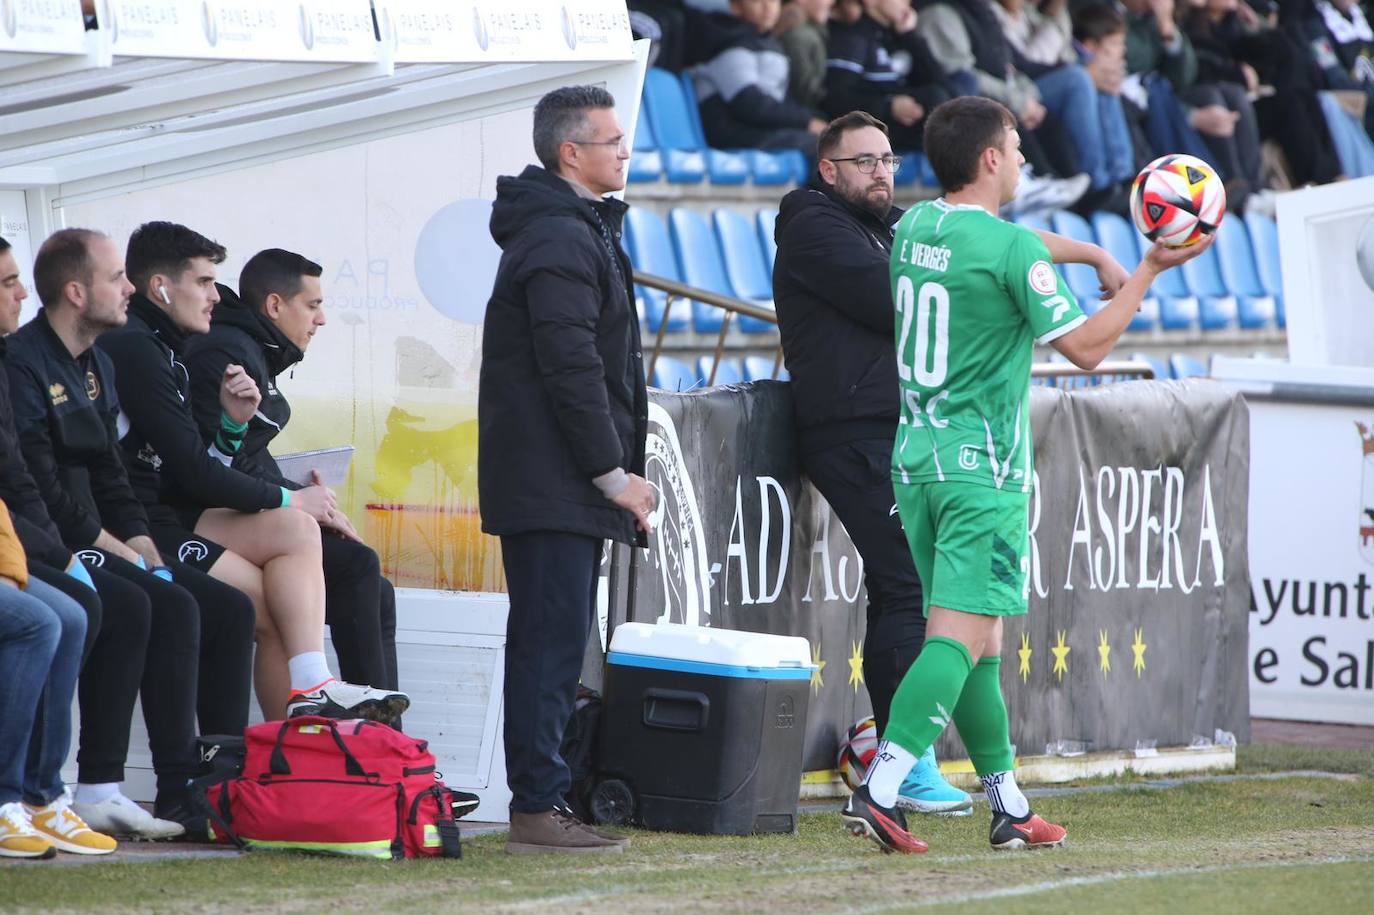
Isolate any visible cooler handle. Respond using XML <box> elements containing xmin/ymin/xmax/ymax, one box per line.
<box><xmin>641</xmin><ymin>688</ymin><xmax>710</xmax><ymax>732</ymax></box>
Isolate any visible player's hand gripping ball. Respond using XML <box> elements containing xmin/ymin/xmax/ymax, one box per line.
<box><xmin>1130</xmin><ymin>153</ymin><xmax>1226</xmax><ymax>248</ymax></box>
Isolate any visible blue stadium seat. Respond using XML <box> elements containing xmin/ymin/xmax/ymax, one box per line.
<box><xmin>1015</xmin><ymin>212</ymin><xmax>1051</xmax><ymax>233</ymax></box>
<box><xmin>892</xmin><ymin>150</ymin><xmax>921</xmax><ymax>187</ymax></box>
<box><xmin>669</xmin><ymin>208</ymin><xmax>736</xmax><ymax>333</ymax></box>
<box><xmin>652</xmin><ymin>354</ymin><xmax>702</xmax><ymax>391</ymax></box>
<box><xmin>1179</xmin><ymin>242</ymin><xmax>1238</xmax><ymax>331</ymax></box>
<box><xmin>1133</xmin><ymin>225</ymin><xmax>1198</xmax><ymax>330</ymax></box>
<box><xmin>643</xmin><ymin>68</ymin><xmax>707</xmax><ymax>184</ymax></box>
<box><xmin>698</xmin><ymin>355</ymin><xmax>744</xmax><ymax>386</ymax></box>
<box><xmin>776</xmin><ymin>149</ymin><xmax>809</xmax><ymax>183</ymax></box>
<box><xmin>1130</xmin><ymin>351</ymin><xmax>1171</xmax><ymax>380</ymax></box>
<box><xmin>628</xmin><ymin>115</ymin><xmax>662</xmax><ymax>183</ymax></box>
<box><xmin>623</xmin><ymin>209</ymin><xmax>690</xmax><ymax>333</ymax></box>
<box><xmin>1213</xmin><ymin>220</ymin><xmax>1276</xmax><ymax>329</ymax></box>
<box><xmin>757</xmin><ymin>208</ymin><xmax>778</xmax><ymax>274</ymax></box>
<box><xmin>743</xmin><ymin>355</ymin><xmax>788</xmax><ymax>381</ymax></box>
<box><xmin>746</xmin><ymin>150</ymin><xmax>792</xmax><ymax>185</ymax></box>
<box><xmin>1169</xmin><ymin>352</ymin><xmax>1207</xmax><ymax>379</ymax></box>
<box><xmin>1092</xmin><ymin>212</ymin><xmax>1159</xmax><ymax>332</ymax></box>
<box><xmin>677</xmin><ymin>72</ymin><xmax>751</xmax><ymax>185</ymax></box>
<box><xmin>712</xmin><ymin>208</ymin><xmax>776</xmax><ymax>333</ymax></box>
<box><xmin>1050</xmin><ymin>210</ymin><xmax>1107</xmax><ymax>316</ymax></box>
<box><xmin>1244</xmin><ymin>212</ymin><xmax>1285</xmax><ymax>328</ymax></box>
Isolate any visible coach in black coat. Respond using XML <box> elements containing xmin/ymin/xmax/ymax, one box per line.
<box><xmin>478</xmin><ymin>168</ymin><xmax>648</xmax><ymax>547</ymax></box>
<box><xmin>479</xmin><ymin>86</ymin><xmax>652</xmax><ymax>853</ymax></box>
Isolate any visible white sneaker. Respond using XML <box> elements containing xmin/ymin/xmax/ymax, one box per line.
<box><xmin>1244</xmin><ymin>188</ymin><xmax>1278</xmax><ymax>219</ymax></box>
<box><xmin>286</xmin><ymin>678</ymin><xmax>409</xmax><ymax>726</ymax></box>
<box><xmin>70</xmin><ymin>793</ymin><xmax>184</xmax><ymax>840</ymax></box>
<box><xmin>1010</xmin><ymin>168</ymin><xmax>1091</xmax><ymax>217</ymax></box>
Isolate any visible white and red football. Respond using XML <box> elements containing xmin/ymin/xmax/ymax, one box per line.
<box><xmin>1130</xmin><ymin>153</ymin><xmax>1226</xmax><ymax>248</ymax></box>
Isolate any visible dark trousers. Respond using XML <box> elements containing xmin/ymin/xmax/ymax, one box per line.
<box><xmin>163</xmin><ymin>556</ymin><xmax>255</xmax><ymax>737</ymax></box>
<box><xmin>322</xmin><ymin>534</ymin><xmax>399</xmax><ymax>691</ymax></box>
<box><xmin>802</xmin><ymin>438</ymin><xmax>927</xmax><ymax>737</ymax></box>
<box><xmin>500</xmin><ymin>530</ymin><xmax>599</xmax><ymax>813</ymax></box>
<box><xmin>1178</xmin><ymin>82</ymin><xmax>1264</xmax><ymax>200</ymax></box>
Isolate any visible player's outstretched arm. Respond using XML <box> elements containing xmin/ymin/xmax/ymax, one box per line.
<box><xmin>1034</xmin><ymin>229</ymin><xmax>1130</xmax><ymax>300</ymax></box>
<box><xmin>1052</xmin><ymin>235</ymin><xmax>1215</xmax><ymax>369</ymax></box>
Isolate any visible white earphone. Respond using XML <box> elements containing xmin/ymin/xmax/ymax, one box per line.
<box><xmin>158</xmin><ymin>285</ymin><xmax>171</xmax><ymax>305</ymax></box>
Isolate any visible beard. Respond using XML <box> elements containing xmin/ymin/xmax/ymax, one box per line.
<box><xmin>836</xmin><ymin>173</ymin><xmax>893</xmax><ymax>220</ymax></box>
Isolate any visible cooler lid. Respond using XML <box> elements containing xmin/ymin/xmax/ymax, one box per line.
<box><xmin>608</xmin><ymin>622</ymin><xmax>812</xmax><ymax>672</ymax></box>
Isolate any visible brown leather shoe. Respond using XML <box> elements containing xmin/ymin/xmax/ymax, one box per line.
<box><xmin>556</xmin><ymin>806</ymin><xmax>630</xmax><ymax>848</ymax></box>
<box><xmin>506</xmin><ymin>809</ymin><xmax>625</xmax><ymax>855</ymax></box>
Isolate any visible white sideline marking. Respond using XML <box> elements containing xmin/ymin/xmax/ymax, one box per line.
<box><xmin>855</xmin><ymin>854</ymin><xmax>1374</xmax><ymax>913</ymax></box>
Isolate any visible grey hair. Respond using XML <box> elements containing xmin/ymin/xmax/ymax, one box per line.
<box><xmin>532</xmin><ymin>85</ymin><xmax>617</xmax><ymax>172</ymax></box>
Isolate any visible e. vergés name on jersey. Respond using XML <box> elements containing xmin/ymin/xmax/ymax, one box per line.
<box><xmin>895</xmin><ymin>240</ymin><xmax>952</xmax><ymax>273</ymax></box>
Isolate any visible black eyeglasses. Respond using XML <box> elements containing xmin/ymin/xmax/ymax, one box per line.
<box><xmin>827</xmin><ymin>154</ymin><xmax>903</xmax><ymax>175</ymax></box>
<box><xmin>570</xmin><ymin>137</ymin><xmax>629</xmax><ymax>153</ymax></box>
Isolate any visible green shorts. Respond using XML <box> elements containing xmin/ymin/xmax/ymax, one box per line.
<box><xmin>894</xmin><ymin>481</ymin><xmax>1030</xmax><ymax>617</ymax></box>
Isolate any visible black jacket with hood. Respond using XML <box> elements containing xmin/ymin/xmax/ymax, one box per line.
<box><xmin>0</xmin><ymin>337</ymin><xmax>77</xmax><ymax>570</ymax></box>
<box><xmin>478</xmin><ymin>165</ymin><xmax>647</xmax><ymax>547</ymax></box>
<box><xmin>183</xmin><ymin>285</ymin><xmax>301</xmax><ymax>491</ymax></box>
<box><xmin>98</xmin><ymin>293</ymin><xmax>286</xmax><ymax>520</ymax></box>
<box><xmin>774</xmin><ymin>175</ymin><xmax>905</xmax><ymax>455</ymax></box>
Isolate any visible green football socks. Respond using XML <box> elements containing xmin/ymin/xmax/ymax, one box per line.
<box><xmin>952</xmin><ymin>656</ymin><xmax>1016</xmax><ymax>775</ymax></box>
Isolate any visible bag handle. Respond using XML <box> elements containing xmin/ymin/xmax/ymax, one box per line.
<box><xmin>268</xmin><ymin>717</ymin><xmax>369</xmax><ymax>778</ymax></box>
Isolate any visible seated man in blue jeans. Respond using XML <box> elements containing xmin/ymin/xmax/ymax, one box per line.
<box><xmin>993</xmin><ymin>0</ymin><xmax>1136</xmax><ymax>211</ymax></box>
<box><xmin>0</xmin><ymin>500</ymin><xmax>116</xmax><ymax>858</ymax></box>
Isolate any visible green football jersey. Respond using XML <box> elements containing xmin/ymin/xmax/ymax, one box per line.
<box><xmin>889</xmin><ymin>199</ymin><xmax>1085</xmax><ymax>490</ymax></box>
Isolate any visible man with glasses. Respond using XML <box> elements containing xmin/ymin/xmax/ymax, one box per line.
<box><xmin>480</xmin><ymin>86</ymin><xmax>653</xmax><ymax>855</ymax></box>
<box><xmin>773</xmin><ymin>111</ymin><xmax>974</xmax><ymax>817</ymax></box>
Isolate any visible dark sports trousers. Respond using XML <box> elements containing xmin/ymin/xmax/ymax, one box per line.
<box><xmin>802</xmin><ymin>438</ymin><xmax>928</xmax><ymax>737</ymax></box>
<box><xmin>500</xmin><ymin>530</ymin><xmax>599</xmax><ymax>814</ymax></box>
<box><xmin>29</xmin><ymin>562</ymin><xmax>103</xmax><ymax>663</ymax></box>
<box><xmin>73</xmin><ymin>549</ymin><xmax>252</xmax><ymax>797</ymax></box>
<box><xmin>322</xmin><ymin>534</ymin><xmax>399</xmax><ymax>691</ymax></box>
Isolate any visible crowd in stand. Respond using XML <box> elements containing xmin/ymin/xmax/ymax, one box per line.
<box><xmin>628</xmin><ymin>0</ymin><xmax>1374</xmax><ymax>214</ymax></box>
<box><xmin>0</xmin><ymin>226</ymin><xmax>406</xmax><ymax>859</ymax></box>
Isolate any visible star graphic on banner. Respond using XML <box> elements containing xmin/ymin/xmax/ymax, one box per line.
<box><xmin>1132</xmin><ymin>628</ymin><xmax>1148</xmax><ymax>677</ymax></box>
<box><xmin>810</xmin><ymin>645</ymin><xmax>826</xmax><ymax>694</ymax></box>
<box><xmin>848</xmin><ymin>641</ymin><xmax>865</xmax><ymax>691</ymax></box>
<box><xmin>1051</xmin><ymin>630</ymin><xmax>1070</xmax><ymax>681</ymax></box>
<box><xmin>1098</xmin><ymin>630</ymin><xmax>1112</xmax><ymax>676</ymax></box>
<box><xmin>1018</xmin><ymin>632</ymin><xmax>1033</xmax><ymax>683</ymax></box>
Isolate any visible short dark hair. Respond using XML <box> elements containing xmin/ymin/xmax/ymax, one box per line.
<box><xmin>239</xmin><ymin>248</ymin><xmax>324</xmax><ymax>313</ymax></box>
<box><xmin>1073</xmin><ymin>3</ymin><xmax>1125</xmax><ymax>43</ymax></box>
<box><xmin>817</xmin><ymin>110</ymin><xmax>889</xmax><ymax>160</ymax></box>
<box><xmin>0</xmin><ymin>236</ymin><xmax>10</xmax><ymax>254</ymax></box>
<box><xmin>532</xmin><ymin>85</ymin><xmax>616</xmax><ymax>172</ymax></box>
<box><xmin>923</xmin><ymin>97</ymin><xmax>1017</xmax><ymax>193</ymax></box>
<box><xmin>125</xmin><ymin>220</ymin><xmax>227</xmax><ymax>296</ymax></box>
<box><xmin>33</xmin><ymin>228</ymin><xmax>104</xmax><ymax>310</ymax></box>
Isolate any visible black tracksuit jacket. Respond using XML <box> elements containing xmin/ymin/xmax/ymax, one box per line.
<box><xmin>773</xmin><ymin>176</ymin><xmax>905</xmax><ymax>455</ymax></box>
<box><xmin>0</xmin><ymin>337</ymin><xmax>76</xmax><ymax>569</ymax></box>
<box><xmin>183</xmin><ymin>285</ymin><xmax>301</xmax><ymax>492</ymax></box>
<box><xmin>96</xmin><ymin>294</ymin><xmax>285</xmax><ymax>521</ymax></box>
<box><xmin>6</xmin><ymin>311</ymin><xmax>150</xmax><ymax>548</ymax></box>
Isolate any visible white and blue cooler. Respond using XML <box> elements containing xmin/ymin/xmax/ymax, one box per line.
<box><xmin>595</xmin><ymin>622</ymin><xmax>813</xmax><ymax>835</ymax></box>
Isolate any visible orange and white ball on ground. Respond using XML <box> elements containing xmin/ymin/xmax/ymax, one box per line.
<box><xmin>1129</xmin><ymin>153</ymin><xmax>1226</xmax><ymax>247</ymax></box>
<box><xmin>837</xmin><ymin>716</ymin><xmax>880</xmax><ymax>792</ymax></box>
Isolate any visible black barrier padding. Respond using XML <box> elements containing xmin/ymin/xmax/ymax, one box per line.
<box><xmin>609</xmin><ymin>379</ymin><xmax>1251</xmax><ymax>771</ymax></box>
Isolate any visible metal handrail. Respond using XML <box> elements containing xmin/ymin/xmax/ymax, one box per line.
<box><xmin>630</xmin><ymin>270</ymin><xmax>1156</xmax><ymax>387</ymax></box>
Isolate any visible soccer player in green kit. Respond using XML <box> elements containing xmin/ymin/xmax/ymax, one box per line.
<box><xmin>840</xmin><ymin>96</ymin><xmax>1213</xmax><ymax>854</ymax></box>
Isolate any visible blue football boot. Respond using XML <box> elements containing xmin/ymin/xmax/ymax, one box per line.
<box><xmin>896</xmin><ymin>747</ymin><xmax>973</xmax><ymax>816</ymax></box>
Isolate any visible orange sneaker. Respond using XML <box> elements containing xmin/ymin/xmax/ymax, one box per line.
<box><xmin>990</xmin><ymin>812</ymin><xmax>1067</xmax><ymax>850</ymax></box>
